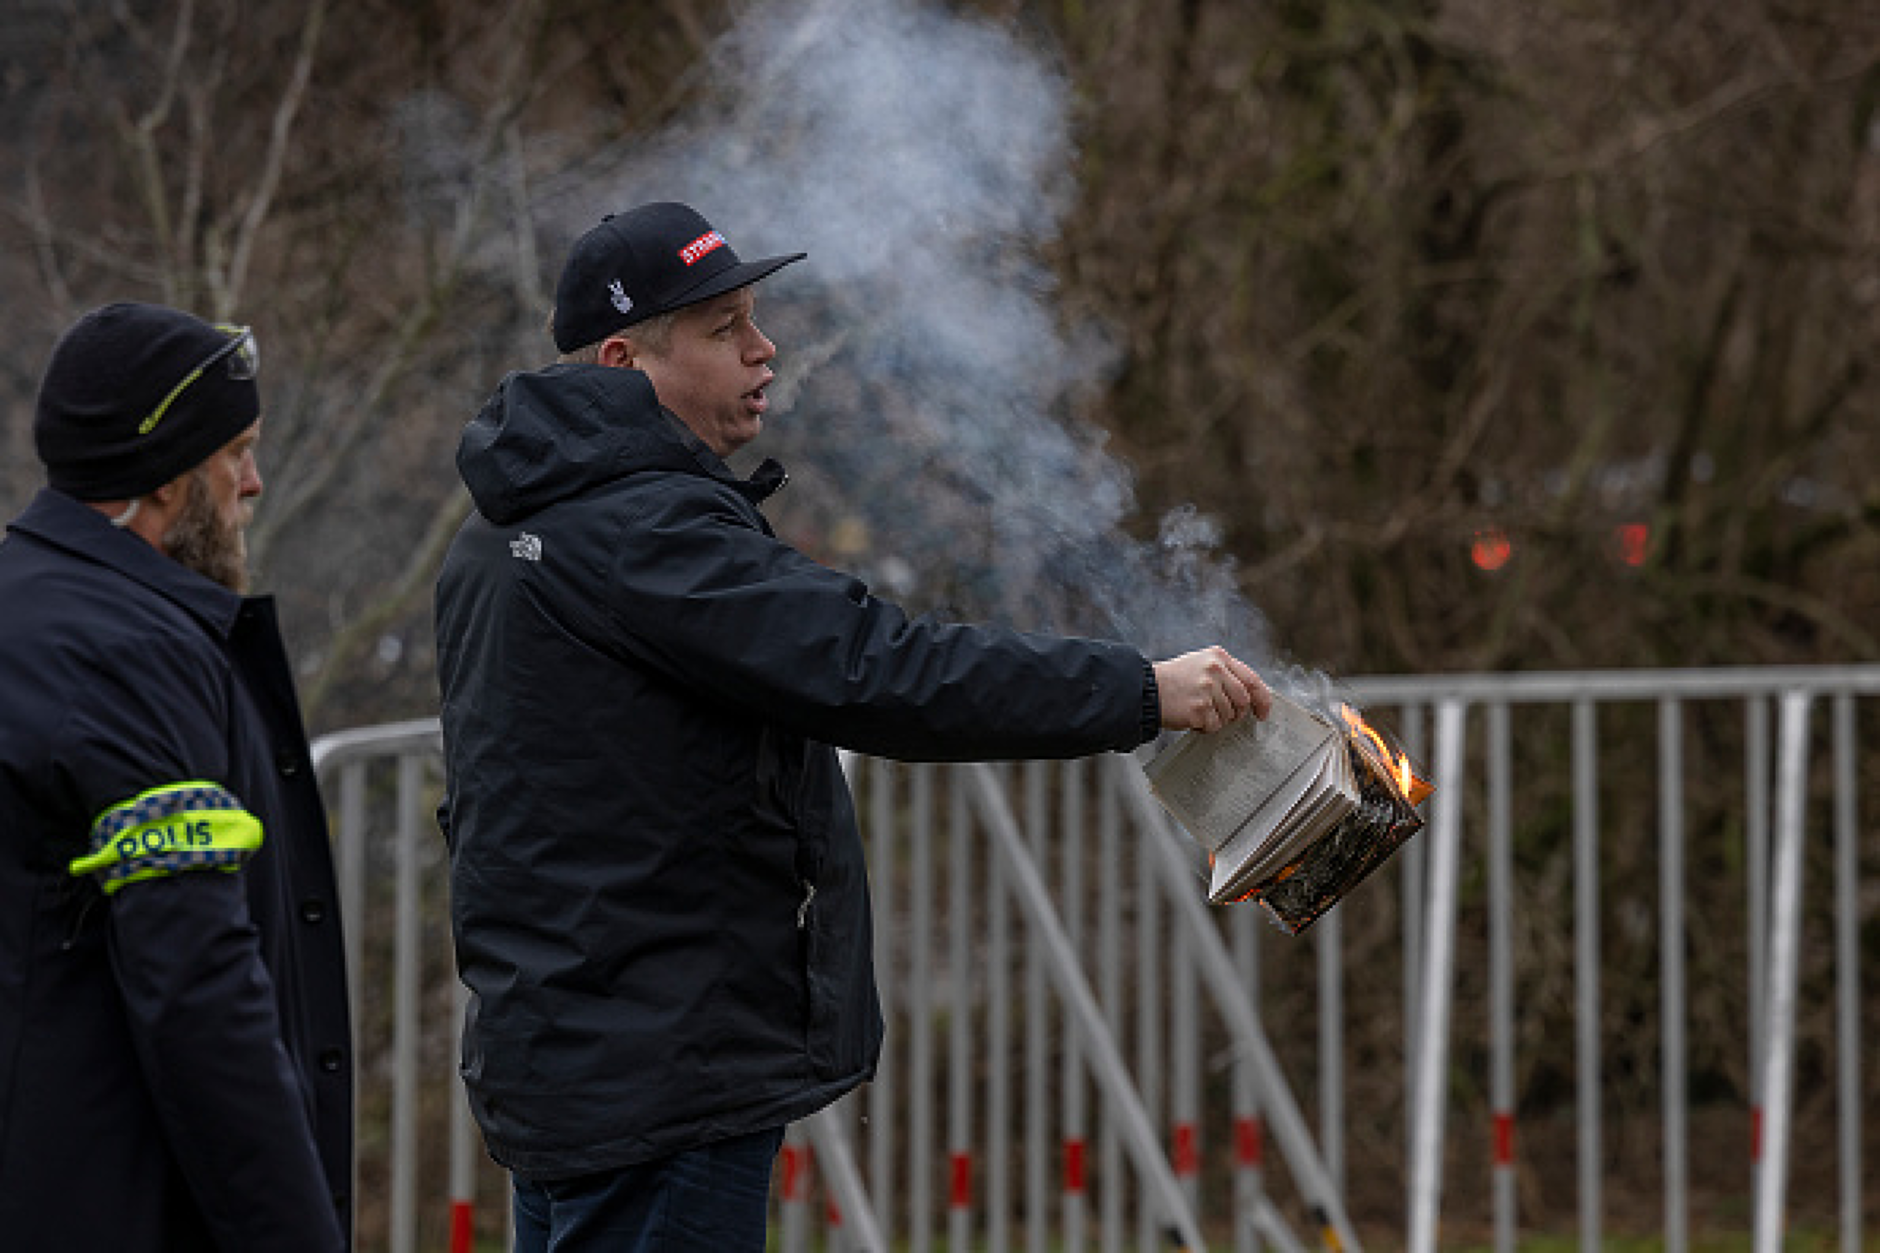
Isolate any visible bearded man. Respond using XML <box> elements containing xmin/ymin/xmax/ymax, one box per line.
<box><xmin>0</xmin><ymin>302</ymin><xmax>353</xmax><ymax>1251</ymax></box>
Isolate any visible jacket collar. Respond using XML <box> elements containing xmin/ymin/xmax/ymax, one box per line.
<box><xmin>5</xmin><ymin>487</ymin><xmax>245</xmax><ymax>638</ymax></box>
<box><xmin>460</xmin><ymin>364</ymin><xmax>790</xmax><ymax>523</ymax></box>
<box><xmin>738</xmin><ymin>457</ymin><xmax>789</xmax><ymax>503</ymax></box>
<box><xmin>655</xmin><ymin>406</ymin><xmax>789</xmax><ymax>505</ymax></box>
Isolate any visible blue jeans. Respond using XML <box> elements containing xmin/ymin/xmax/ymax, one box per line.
<box><xmin>511</xmin><ymin>1126</ymin><xmax>785</xmax><ymax>1253</ymax></box>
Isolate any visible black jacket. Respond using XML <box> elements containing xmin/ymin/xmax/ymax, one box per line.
<box><xmin>435</xmin><ymin>364</ymin><xmax>1156</xmax><ymax>1178</ymax></box>
<box><xmin>0</xmin><ymin>489</ymin><xmax>352</xmax><ymax>1251</ymax></box>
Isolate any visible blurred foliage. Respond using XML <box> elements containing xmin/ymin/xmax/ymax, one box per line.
<box><xmin>2</xmin><ymin>0</ymin><xmax>1874</xmax><ymax>730</ymax></box>
<box><xmin>1053</xmin><ymin>0</ymin><xmax>1879</xmax><ymax>676</ymax></box>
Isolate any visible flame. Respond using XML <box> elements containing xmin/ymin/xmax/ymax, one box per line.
<box><xmin>1339</xmin><ymin>705</ymin><xmax>1435</xmax><ymax>807</ymax></box>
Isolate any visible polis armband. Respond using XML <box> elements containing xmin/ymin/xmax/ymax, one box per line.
<box><xmin>69</xmin><ymin>781</ymin><xmax>264</xmax><ymax>895</ymax></box>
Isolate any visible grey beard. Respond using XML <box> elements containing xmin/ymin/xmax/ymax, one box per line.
<box><xmin>163</xmin><ymin>470</ymin><xmax>250</xmax><ymax>594</ymax></box>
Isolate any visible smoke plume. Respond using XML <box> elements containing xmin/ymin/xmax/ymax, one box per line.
<box><xmin>543</xmin><ymin>0</ymin><xmax>1273</xmax><ymax>667</ymax></box>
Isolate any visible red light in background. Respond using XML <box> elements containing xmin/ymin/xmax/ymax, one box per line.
<box><xmin>1612</xmin><ymin>523</ymin><xmax>1650</xmax><ymax>568</ymax></box>
<box><xmin>1472</xmin><ymin>528</ymin><xmax>1512</xmax><ymax>572</ymax></box>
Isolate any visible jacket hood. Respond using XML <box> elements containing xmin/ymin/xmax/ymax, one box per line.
<box><xmin>457</xmin><ymin>364</ymin><xmax>707</xmax><ymax>525</ymax></box>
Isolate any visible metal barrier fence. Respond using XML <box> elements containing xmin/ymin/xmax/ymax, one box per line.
<box><xmin>311</xmin><ymin>666</ymin><xmax>1877</xmax><ymax>1252</ymax></box>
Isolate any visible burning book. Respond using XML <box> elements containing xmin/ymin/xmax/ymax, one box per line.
<box><xmin>1144</xmin><ymin>693</ymin><xmax>1434</xmax><ymax>934</ymax></box>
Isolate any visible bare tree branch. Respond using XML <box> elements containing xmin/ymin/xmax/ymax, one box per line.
<box><xmin>222</xmin><ymin>1</ymin><xmax>329</xmax><ymax>314</ymax></box>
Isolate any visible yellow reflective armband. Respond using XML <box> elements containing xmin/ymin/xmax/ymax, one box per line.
<box><xmin>69</xmin><ymin>781</ymin><xmax>264</xmax><ymax>895</ymax></box>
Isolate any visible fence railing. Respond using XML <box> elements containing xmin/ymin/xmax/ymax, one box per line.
<box><xmin>312</xmin><ymin>665</ymin><xmax>1877</xmax><ymax>1253</ymax></box>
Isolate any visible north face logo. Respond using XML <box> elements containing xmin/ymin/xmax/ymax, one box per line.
<box><xmin>509</xmin><ymin>533</ymin><xmax>543</xmax><ymax>562</ymax></box>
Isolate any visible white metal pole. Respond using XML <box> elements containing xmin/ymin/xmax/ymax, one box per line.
<box><xmin>909</xmin><ymin>765</ymin><xmax>935</xmax><ymax>1253</ymax></box>
<box><xmin>1745</xmin><ymin>695</ymin><xmax>1769</xmax><ymax>1176</ymax></box>
<box><xmin>1407</xmin><ymin>701</ymin><xmax>1467</xmax><ymax>1253</ymax></box>
<box><xmin>1487</xmin><ymin>701</ymin><xmax>1515</xmax><ymax>1253</ymax></box>
<box><xmin>1400</xmin><ymin>703</ymin><xmax>1430</xmax><ymax>1233</ymax></box>
<box><xmin>1173</xmin><ymin>920</ymin><xmax>1200</xmax><ymax>1212</ymax></box>
<box><xmin>448</xmin><ymin>976</ymin><xmax>475</xmax><ymax>1253</ymax></box>
<box><xmin>1134</xmin><ymin>835</ymin><xmax>1162</xmax><ymax>1252</ymax></box>
<box><xmin>1400</xmin><ymin>705</ymin><xmax>1428</xmax><ymax>1125</ymax></box>
<box><xmin>337</xmin><ymin>759</ymin><xmax>368</xmax><ymax>1242</ymax></box>
<box><xmin>1831</xmin><ymin>695</ymin><xmax>1861</xmax><ymax>1253</ymax></box>
<box><xmin>1024</xmin><ymin>762</ymin><xmax>1050</xmax><ymax>1253</ymax></box>
<box><xmin>866</xmin><ymin>757</ymin><xmax>896</xmax><ymax>1243</ymax></box>
<box><xmin>987</xmin><ymin>764</ymin><xmax>1015</xmax><ymax>1253</ymax></box>
<box><xmin>338</xmin><ymin>762</ymin><xmax>367</xmax><ymax>1045</ymax></box>
<box><xmin>948</xmin><ymin>770</ymin><xmax>973</xmax><ymax>1253</ymax></box>
<box><xmin>779</xmin><ymin>1124</ymin><xmax>810</xmax><ymax>1253</ymax></box>
<box><xmin>391</xmin><ymin>754</ymin><xmax>423</xmax><ymax>1253</ymax></box>
<box><xmin>1659</xmin><ymin>699</ymin><xmax>1687</xmax><ymax>1253</ymax></box>
<box><xmin>1060</xmin><ymin>757</ymin><xmax>1090</xmax><ymax>1253</ymax></box>
<box><xmin>1752</xmin><ymin>693</ymin><xmax>1810</xmax><ymax>1253</ymax></box>
<box><xmin>1234</xmin><ymin>905</ymin><xmax>1265</xmax><ymax>1253</ymax></box>
<box><xmin>1098</xmin><ymin>761</ymin><xmax>1123</xmax><ymax>1253</ymax></box>
<box><xmin>1573</xmin><ymin>699</ymin><xmax>1602</xmax><ymax>1253</ymax></box>
<box><xmin>1316</xmin><ymin>907</ymin><xmax>1345</xmax><ymax>1194</ymax></box>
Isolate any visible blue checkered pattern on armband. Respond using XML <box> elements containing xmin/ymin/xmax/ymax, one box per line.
<box><xmin>90</xmin><ymin>784</ymin><xmax>242</xmax><ymax>844</ymax></box>
<box><xmin>94</xmin><ymin>843</ymin><xmax>247</xmax><ymax>887</ymax></box>
<box><xmin>75</xmin><ymin>782</ymin><xmax>260</xmax><ymax>892</ymax></box>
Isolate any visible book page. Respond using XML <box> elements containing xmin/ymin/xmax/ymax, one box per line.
<box><xmin>1145</xmin><ymin>693</ymin><xmax>1339</xmax><ymax>852</ymax></box>
<box><xmin>1208</xmin><ymin>737</ymin><xmax>1344</xmax><ymax>878</ymax></box>
<box><xmin>1208</xmin><ymin>746</ymin><xmax>1359</xmax><ymax>901</ymax></box>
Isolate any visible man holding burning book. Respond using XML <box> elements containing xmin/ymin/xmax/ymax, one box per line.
<box><xmin>433</xmin><ymin>201</ymin><xmax>1271</xmax><ymax>1252</ymax></box>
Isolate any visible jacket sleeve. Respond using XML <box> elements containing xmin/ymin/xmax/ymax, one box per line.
<box><xmin>597</xmin><ymin>481</ymin><xmax>1157</xmax><ymax>761</ymax></box>
<box><xmin>60</xmin><ymin>638</ymin><xmax>344</xmax><ymax>1253</ymax></box>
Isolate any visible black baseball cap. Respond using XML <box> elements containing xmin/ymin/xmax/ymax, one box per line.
<box><xmin>551</xmin><ymin>202</ymin><xmax>805</xmax><ymax>352</ymax></box>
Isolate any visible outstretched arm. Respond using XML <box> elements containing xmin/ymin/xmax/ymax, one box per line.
<box><xmin>1152</xmin><ymin>646</ymin><xmax>1272</xmax><ymax>732</ymax></box>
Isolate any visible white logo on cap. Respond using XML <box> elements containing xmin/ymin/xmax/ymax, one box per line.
<box><xmin>608</xmin><ymin>280</ymin><xmax>633</xmax><ymax>314</ymax></box>
<box><xmin>679</xmin><ymin>230</ymin><xmax>728</xmax><ymax>266</ymax></box>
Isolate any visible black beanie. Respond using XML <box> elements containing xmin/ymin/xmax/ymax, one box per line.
<box><xmin>34</xmin><ymin>302</ymin><xmax>261</xmax><ymax>501</ymax></box>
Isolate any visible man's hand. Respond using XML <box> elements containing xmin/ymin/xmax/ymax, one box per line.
<box><xmin>1153</xmin><ymin>646</ymin><xmax>1272</xmax><ymax>733</ymax></box>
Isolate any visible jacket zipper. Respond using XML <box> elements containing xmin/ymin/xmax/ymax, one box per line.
<box><xmin>796</xmin><ymin>880</ymin><xmax>817</xmax><ymax>930</ymax></box>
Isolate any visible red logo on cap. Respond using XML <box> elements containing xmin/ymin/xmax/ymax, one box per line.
<box><xmin>678</xmin><ymin>231</ymin><xmax>727</xmax><ymax>266</ymax></box>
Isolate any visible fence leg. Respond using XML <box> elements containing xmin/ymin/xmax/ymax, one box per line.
<box><xmin>1407</xmin><ymin>702</ymin><xmax>1467</xmax><ymax>1253</ymax></box>
<box><xmin>1752</xmin><ymin>693</ymin><xmax>1811</xmax><ymax>1253</ymax></box>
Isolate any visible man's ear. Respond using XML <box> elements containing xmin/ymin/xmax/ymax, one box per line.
<box><xmin>111</xmin><ymin>471</ymin><xmax>189</xmax><ymax>549</ymax></box>
<box><xmin>598</xmin><ymin>334</ymin><xmax>636</xmax><ymax>369</ymax></box>
<box><xmin>148</xmin><ymin>474</ymin><xmax>186</xmax><ymax>509</ymax></box>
